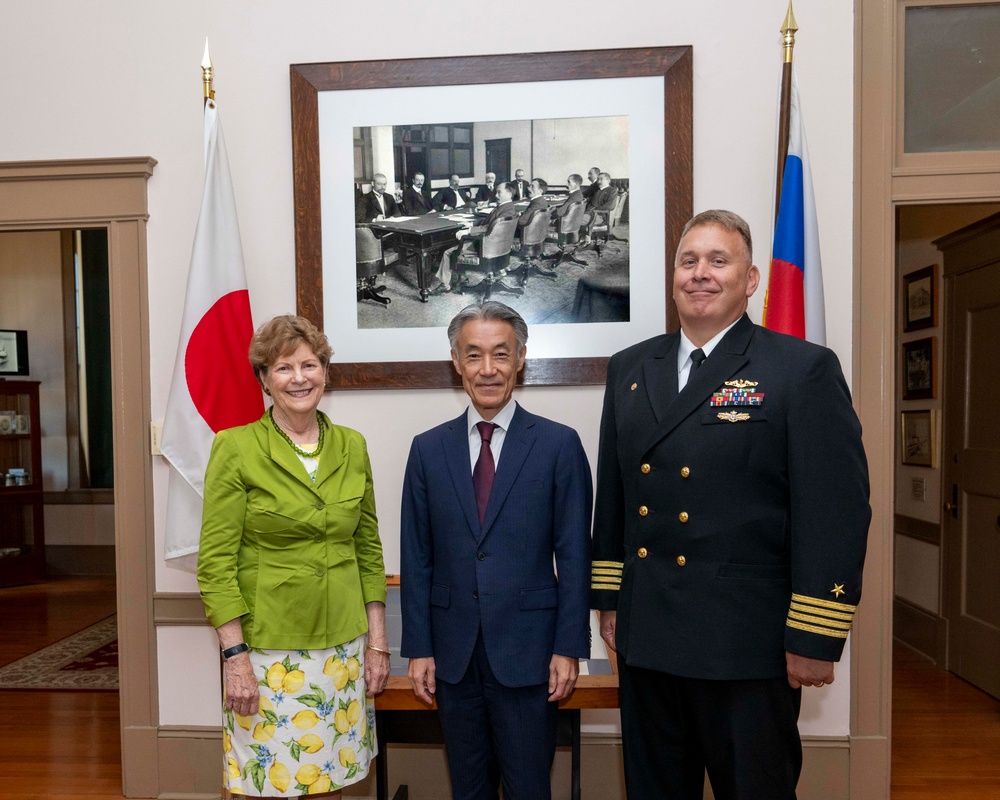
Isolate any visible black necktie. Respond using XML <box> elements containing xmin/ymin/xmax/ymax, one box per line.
<box><xmin>473</xmin><ymin>422</ymin><xmax>497</xmax><ymax>524</ymax></box>
<box><xmin>690</xmin><ymin>348</ymin><xmax>706</xmax><ymax>371</ymax></box>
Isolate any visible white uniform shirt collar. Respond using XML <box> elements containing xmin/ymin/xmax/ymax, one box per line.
<box><xmin>677</xmin><ymin>317</ymin><xmax>741</xmax><ymax>388</ymax></box>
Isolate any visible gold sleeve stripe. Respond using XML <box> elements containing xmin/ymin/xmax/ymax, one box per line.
<box><xmin>789</xmin><ymin>602</ymin><xmax>855</xmax><ymax>622</ymax></box>
<box><xmin>787</xmin><ymin>610</ymin><xmax>853</xmax><ymax>630</ymax></box>
<box><xmin>591</xmin><ymin>576</ymin><xmax>622</xmax><ymax>586</ymax></box>
<box><xmin>791</xmin><ymin>593</ymin><xmax>858</xmax><ymax>612</ymax></box>
<box><xmin>592</xmin><ymin>560</ymin><xmax>624</xmax><ymax>569</ymax></box>
<box><xmin>786</xmin><ymin>619</ymin><xmax>849</xmax><ymax>639</ymax></box>
<box><xmin>591</xmin><ymin>581</ymin><xmax>621</xmax><ymax>591</ymax></box>
<box><xmin>592</xmin><ymin>568</ymin><xmax>622</xmax><ymax>576</ymax></box>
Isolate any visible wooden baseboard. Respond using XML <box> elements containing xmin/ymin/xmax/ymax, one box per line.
<box><xmin>152</xmin><ymin>728</ymin><xmax>850</xmax><ymax>800</ymax></box>
<box><xmin>894</xmin><ymin>597</ymin><xmax>947</xmax><ymax>665</ymax></box>
<box><xmin>45</xmin><ymin>544</ymin><xmax>116</xmax><ymax>576</ymax></box>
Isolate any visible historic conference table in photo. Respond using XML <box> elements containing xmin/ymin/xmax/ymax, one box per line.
<box><xmin>374</xmin><ymin>580</ymin><xmax>619</xmax><ymax>800</ymax></box>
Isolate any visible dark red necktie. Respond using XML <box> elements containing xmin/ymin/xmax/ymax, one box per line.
<box><xmin>473</xmin><ymin>422</ymin><xmax>497</xmax><ymax>524</ymax></box>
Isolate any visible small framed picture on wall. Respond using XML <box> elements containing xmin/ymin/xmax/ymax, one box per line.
<box><xmin>903</xmin><ymin>264</ymin><xmax>937</xmax><ymax>332</ymax></box>
<box><xmin>901</xmin><ymin>409</ymin><xmax>934</xmax><ymax>467</ymax></box>
<box><xmin>903</xmin><ymin>337</ymin><xmax>935</xmax><ymax>400</ymax></box>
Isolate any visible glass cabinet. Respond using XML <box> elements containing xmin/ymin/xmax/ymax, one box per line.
<box><xmin>0</xmin><ymin>380</ymin><xmax>44</xmax><ymax>586</ymax></box>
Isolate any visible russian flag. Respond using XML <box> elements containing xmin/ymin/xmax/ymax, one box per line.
<box><xmin>766</xmin><ymin>69</ymin><xmax>826</xmax><ymax>345</ymax></box>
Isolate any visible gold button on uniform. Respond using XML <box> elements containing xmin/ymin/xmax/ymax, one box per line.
<box><xmin>676</xmin><ymin>555</ymin><xmax>687</xmax><ymax>567</ymax></box>
<box><xmin>638</xmin><ymin>547</ymin><xmax>648</xmax><ymax>558</ymax></box>
<box><xmin>639</xmin><ymin>505</ymin><xmax>649</xmax><ymax>517</ymax></box>
<box><xmin>678</xmin><ymin>511</ymin><xmax>689</xmax><ymax>523</ymax></box>
<box><xmin>630</xmin><ymin>382</ymin><xmax>638</xmax><ymax>391</ymax></box>
<box><xmin>680</xmin><ymin>466</ymin><xmax>690</xmax><ymax>478</ymax></box>
<box><xmin>641</xmin><ymin>463</ymin><xmax>651</xmax><ymax>474</ymax></box>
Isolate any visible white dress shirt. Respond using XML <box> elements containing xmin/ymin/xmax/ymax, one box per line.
<box><xmin>676</xmin><ymin>317</ymin><xmax>741</xmax><ymax>391</ymax></box>
<box><xmin>466</xmin><ymin>399</ymin><xmax>517</xmax><ymax>472</ymax></box>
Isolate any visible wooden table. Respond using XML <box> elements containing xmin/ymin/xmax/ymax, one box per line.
<box><xmin>373</xmin><ymin>582</ymin><xmax>618</xmax><ymax>800</ymax></box>
<box><xmin>369</xmin><ymin>215</ymin><xmax>466</xmax><ymax>302</ymax></box>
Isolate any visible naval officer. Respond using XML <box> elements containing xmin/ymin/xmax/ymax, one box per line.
<box><xmin>590</xmin><ymin>209</ymin><xmax>871</xmax><ymax>799</ymax></box>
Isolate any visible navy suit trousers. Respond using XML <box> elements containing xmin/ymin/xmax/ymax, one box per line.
<box><xmin>436</xmin><ymin>631</ymin><xmax>558</xmax><ymax>800</ymax></box>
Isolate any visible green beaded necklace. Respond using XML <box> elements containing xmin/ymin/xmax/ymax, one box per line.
<box><xmin>268</xmin><ymin>406</ymin><xmax>326</xmax><ymax>459</ymax></box>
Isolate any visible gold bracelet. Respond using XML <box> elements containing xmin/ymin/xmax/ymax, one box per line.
<box><xmin>366</xmin><ymin>644</ymin><xmax>391</xmax><ymax>655</ymax></box>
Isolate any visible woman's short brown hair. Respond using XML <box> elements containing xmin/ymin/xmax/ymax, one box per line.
<box><xmin>248</xmin><ymin>315</ymin><xmax>332</xmax><ymax>387</ymax></box>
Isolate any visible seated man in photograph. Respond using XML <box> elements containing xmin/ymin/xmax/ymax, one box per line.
<box><xmin>552</xmin><ymin>174</ymin><xmax>585</xmax><ymax>222</ymax></box>
<box><xmin>510</xmin><ymin>169</ymin><xmax>530</xmax><ymax>201</ymax></box>
<box><xmin>517</xmin><ymin>178</ymin><xmax>550</xmax><ymax>232</ymax></box>
<box><xmin>475</xmin><ymin>172</ymin><xmax>499</xmax><ymax>204</ymax></box>
<box><xmin>431</xmin><ymin>181</ymin><xmax>516</xmax><ymax>293</ymax></box>
<box><xmin>356</xmin><ymin>172</ymin><xmax>399</xmax><ymax>222</ymax></box>
<box><xmin>402</xmin><ymin>172</ymin><xmax>434</xmax><ymax>216</ymax></box>
<box><xmin>580</xmin><ymin>171</ymin><xmax>620</xmax><ymax>245</ymax></box>
<box><xmin>433</xmin><ymin>174</ymin><xmax>473</xmax><ymax>211</ymax></box>
<box><xmin>356</xmin><ymin>173</ymin><xmax>401</xmax><ymax>223</ymax></box>
<box><xmin>581</xmin><ymin>167</ymin><xmax>601</xmax><ymax>202</ymax></box>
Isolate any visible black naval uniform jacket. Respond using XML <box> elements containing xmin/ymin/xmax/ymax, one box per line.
<box><xmin>590</xmin><ymin>314</ymin><xmax>871</xmax><ymax>681</ymax></box>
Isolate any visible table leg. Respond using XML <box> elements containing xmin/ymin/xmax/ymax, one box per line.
<box><xmin>417</xmin><ymin>251</ymin><xmax>431</xmax><ymax>302</ymax></box>
<box><xmin>570</xmin><ymin>708</ymin><xmax>581</xmax><ymax>800</ymax></box>
<box><xmin>376</xmin><ymin>710</ymin><xmax>388</xmax><ymax>800</ymax></box>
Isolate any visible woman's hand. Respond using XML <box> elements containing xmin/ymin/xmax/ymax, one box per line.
<box><xmin>224</xmin><ymin>653</ymin><xmax>260</xmax><ymax>717</ymax></box>
<box><xmin>364</xmin><ymin>601</ymin><xmax>390</xmax><ymax>696</ymax></box>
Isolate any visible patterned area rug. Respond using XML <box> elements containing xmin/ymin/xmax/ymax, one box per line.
<box><xmin>0</xmin><ymin>615</ymin><xmax>118</xmax><ymax>691</ymax></box>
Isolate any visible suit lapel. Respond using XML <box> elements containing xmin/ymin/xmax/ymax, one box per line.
<box><xmin>480</xmin><ymin>406</ymin><xmax>535</xmax><ymax>541</ymax></box>
<box><xmin>443</xmin><ymin>411</ymin><xmax>482</xmax><ymax>537</ymax></box>
<box><xmin>265</xmin><ymin>417</ymin><xmax>321</xmax><ymax>494</ymax></box>
<box><xmin>642</xmin><ymin>335</ymin><xmax>679</xmax><ymax>424</ymax></box>
<box><xmin>640</xmin><ymin>315</ymin><xmax>756</xmax><ymax>457</ymax></box>
<box><xmin>313</xmin><ymin>413</ymin><xmax>346</xmax><ymax>490</ymax></box>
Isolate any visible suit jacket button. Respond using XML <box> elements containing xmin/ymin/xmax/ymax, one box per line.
<box><xmin>477</xmin><ymin>551</ymin><xmax>486</xmax><ymax>560</ymax></box>
<box><xmin>639</xmin><ymin>505</ymin><xmax>649</xmax><ymax>517</ymax></box>
<box><xmin>676</xmin><ymin>555</ymin><xmax>687</xmax><ymax>567</ymax></box>
<box><xmin>679</xmin><ymin>511</ymin><xmax>689</xmax><ymax>523</ymax></box>
<box><xmin>314</xmin><ymin>566</ymin><xmax>324</xmax><ymax>577</ymax></box>
<box><xmin>473</xmin><ymin>591</ymin><xmax>479</xmax><ymax>599</ymax></box>
<box><xmin>638</xmin><ymin>547</ymin><xmax>648</xmax><ymax>558</ymax></box>
<box><xmin>630</xmin><ymin>382</ymin><xmax>637</xmax><ymax>391</ymax></box>
<box><xmin>680</xmin><ymin>466</ymin><xmax>690</xmax><ymax>478</ymax></box>
<box><xmin>640</xmin><ymin>463</ymin><xmax>651</xmax><ymax>474</ymax></box>
<box><xmin>315</xmin><ymin>500</ymin><xmax>324</xmax><ymax>510</ymax></box>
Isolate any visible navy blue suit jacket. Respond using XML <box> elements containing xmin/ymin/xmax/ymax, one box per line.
<box><xmin>401</xmin><ymin>404</ymin><xmax>593</xmax><ymax>687</ymax></box>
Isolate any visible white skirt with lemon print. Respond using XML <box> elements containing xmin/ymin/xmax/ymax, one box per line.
<box><xmin>223</xmin><ymin>633</ymin><xmax>377</xmax><ymax>796</ymax></box>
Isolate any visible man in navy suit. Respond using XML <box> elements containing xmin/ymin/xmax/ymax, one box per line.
<box><xmin>401</xmin><ymin>301</ymin><xmax>593</xmax><ymax>800</ymax></box>
<box><xmin>591</xmin><ymin>209</ymin><xmax>870</xmax><ymax>799</ymax></box>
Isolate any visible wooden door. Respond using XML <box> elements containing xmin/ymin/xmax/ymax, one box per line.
<box><xmin>485</xmin><ymin>138</ymin><xmax>511</xmax><ymax>183</ymax></box>
<box><xmin>938</xmin><ymin>213</ymin><xmax>1000</xmax><ymax>700</ymax></box>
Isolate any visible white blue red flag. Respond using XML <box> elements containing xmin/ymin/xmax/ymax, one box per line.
<box><xmin>162</xmin><ymin>98</ymin><xmax>263</xmax><ymax>564</ymax></box>
<box><xmin>765</xmin><ymin>68</ymin><xmax>826</xmax><ymax>345</ymax></box>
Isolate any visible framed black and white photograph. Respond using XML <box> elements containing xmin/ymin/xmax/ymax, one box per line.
<box><xmin>901</xmin><ymin>409</ymin><xmax>934</xmax><ymax>467</ymax></box>
<box><xmin>0</xmin><ymin>330</ymin><xmax>29</xmax><ymax>376</ymax></box>
<box><xmin>902</xmin><ymin>337</ymin><xmax>935</xmax><ymax>400</ymax></box>
<box><xmin>291</xmin><ymin>47</ymin><xmax>692</xmax><ymax>389</ymax></box>
<box><xmin>903</xmin><ymin>264</ymin><xmax>936</xmax><ymax>332</ymax></box>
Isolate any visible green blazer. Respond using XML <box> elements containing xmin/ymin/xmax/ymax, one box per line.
<box><xmin>197</xmin><ymin>411</ymin><xmax>386</xmax><ymax>650</ymax></box>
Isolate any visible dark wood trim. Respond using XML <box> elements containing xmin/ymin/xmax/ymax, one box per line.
<box><xmin>893</xmin><ymin>513</ymin><xmax>941</xmax><ymax>545</ymax></box>
<box><xmin>290</xmin><ymin>47</ymin><xmax>692</xmax><ymax>389</ymax></box>
<box><xmin>43</xmin><ymin>488</ymin><xmax>114</xmax><ymax>504</ymax></box>
<box><xmin>153</xmin><ymin>591</ymin><xmax>210</xmax><ymax>626</ymax></box>
<box><xmin>893</xmin><ymin>597</ymin><xmax>947</xmax><ymax>666</ymax></box>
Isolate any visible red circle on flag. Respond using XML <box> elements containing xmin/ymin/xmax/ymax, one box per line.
<box><xmin>185</xmin><ymin>290</ymin><xmax>264</xmax><ymax>433</ymax></box>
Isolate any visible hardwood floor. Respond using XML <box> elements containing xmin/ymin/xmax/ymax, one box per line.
<box><xmin>891</xmin><ymin>640</ymin><xmax>1000</xmax><ymax>799</ymax></box>
<box><xmin>0</xmin><ymin>576</ymin><xmax>126</xmax><ymax>800</ymax></box>
<box><xmin>2</xmin><ymin>579</ymin><xmax>999</xmax><ymax>798</ymax></box>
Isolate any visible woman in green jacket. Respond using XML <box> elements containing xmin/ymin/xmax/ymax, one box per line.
<box><xmin>197</xmin><ymin>315</ymin><xmax>388</xmax><ymax>798</ymax></box>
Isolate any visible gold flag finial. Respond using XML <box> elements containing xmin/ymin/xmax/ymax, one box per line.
<box><xmin>780</xmin><ymin>2</ymin><xmax>798</xmax><ymax>64</ymax></box>
<box><xmin>201</xmin><ymin>38</ymin><xmax>215</xmax><ymax>103</ymax></box>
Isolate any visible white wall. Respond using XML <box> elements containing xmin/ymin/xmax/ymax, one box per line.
<box><xmin>0</xmin><ymin>1</ymin><xmax>856</xmax><ymax>736</ymax></box>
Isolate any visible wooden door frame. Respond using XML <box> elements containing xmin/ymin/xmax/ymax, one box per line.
<box><xmin>0</xmin><ymin>157</ymin><xmax>158</xmax><ymax>796</ymax></box>
<box><xmin>857</xmin><ymin>0</ymin><xmax>1000</xmax><ymax>795</ymax></box>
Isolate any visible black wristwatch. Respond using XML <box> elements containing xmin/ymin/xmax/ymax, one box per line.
<box><xmin>222</xmin><ymin>643</ymin><xmax>250</xmax><ymax>659</ymax></box>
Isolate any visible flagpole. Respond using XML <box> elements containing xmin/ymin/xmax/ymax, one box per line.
<box><xmin>202</xmin><ymin>39</ymin><xmax>215</xmax><ymax>106</ymax></box>
<box><xmin>774</xmin><ymin>2</ymin><xmax>797</xmax><ymax>220</ymax></box>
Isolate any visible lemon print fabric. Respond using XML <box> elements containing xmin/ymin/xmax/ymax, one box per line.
<box><xmin>222</xmin><ymin>633</ymin><xmax>377</xmax><ymax>796</ymax></box>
